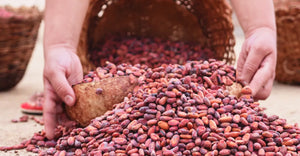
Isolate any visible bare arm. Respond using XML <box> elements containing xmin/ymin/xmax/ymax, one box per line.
<box><xmin>231</xmin><ymin>0</ymin><xmax>277</xmax><ymax>100</ymax></box>
<box><xmin>43</xmin><ymin>0</ymin><xmax>88</xmax><ymax>139</ymax></box>
<box><xmin>231</xmin><ymin>0</ymin><xmax>276</xmax><ymax>36</ymax></box>
<box><xmin>44</xmin><ymin>0</ymin><xmax>89</xmax><ymax>51</ymax></box>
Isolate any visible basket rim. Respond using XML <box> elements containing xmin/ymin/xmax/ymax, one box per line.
<box><xmin>77</xmin><ymin>0</ymin><xmax>236</xmax><ymax>73</ymax></box>
<box><xmin>0</xmin><ymin>5</ymin><xmax>43</xmax><ymax>21</ymax></box>
<box><xmin>274</xmin><ymin>0</ymin><xmax>300</xmax><ymax>11</ymax></box>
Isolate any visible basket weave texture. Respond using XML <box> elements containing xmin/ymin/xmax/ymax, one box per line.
<box><xmin>274</xmin><ymin>0</ymin><xmax>300</xmax><ymax>84</ymax></box>
<box><xmin>0</xmin><ymin>6</ymin><xmax>42</xmax><ymax>91</ymax></box>
<box><xmin>77</xmin><ymin>0</ymin><xmax>236</xmax><ymax>73</ymax></box>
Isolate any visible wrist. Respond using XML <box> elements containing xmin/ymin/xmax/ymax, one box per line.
<box><xmin>44</xmin><ymin>43</ymin><xmax>77</xmax><ymax>56</ymax></box>
<box><xmin>45</xmin><ymin>43</ymin><xmax>76</xmax><ymax>51</ymax></box>
<box><xmin>244</xmin><ymin>26</ymin><xmax>276</xmax><ymax>39</ymax></box>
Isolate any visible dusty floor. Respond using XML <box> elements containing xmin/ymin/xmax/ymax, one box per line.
<box><xmin>0</xmin><ymin>1</ymin><xmax>300</xmax><ymax>156</ymax></box>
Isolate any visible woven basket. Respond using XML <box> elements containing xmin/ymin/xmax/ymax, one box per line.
<box><xmin>77</xmin><ymin>0</ymin><xmax>235</xmax><ymax>73</ymax></box>
<box><xmin>274</xmin><ymin>0</ymin><xmax>300</xmax><ymax>84</ymax></box>
<box><xmin>0</xmin><ymin>6</ymin><xmax>42</xmax><ymax>91</ymax></box>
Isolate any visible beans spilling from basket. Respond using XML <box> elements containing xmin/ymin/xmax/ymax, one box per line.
<box><xmin>1</xmin><ymin>60</ymin><xmax>299</xmax><ymax>155</ymax></box>
<box><xmin>36</xmin><ymin>60</ymin><xmax>300</xmax><ymax>155</ymax></box>
<box><xmin>90</xmin><ymin>36</ymin><xmax>214</xmax><ymax>68</ymax></box>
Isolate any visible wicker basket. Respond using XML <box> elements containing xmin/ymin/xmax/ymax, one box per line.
<box><xmin>77</xmin><ymin>0</ymin><xmax>236</xmax><ymax>73</ymax></box>
<box><xmin>0</xmin><ymin>6</ymin><xmax>42</xmax><ymax>91</ymax></box>
<box><xmin>274</xmin><ymin>0</ymin><xmax>300</xmax><ymax>84</ymax></box>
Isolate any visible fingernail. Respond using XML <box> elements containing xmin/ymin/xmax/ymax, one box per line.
<box><xmin>64</xmin><ymin>95</ymin><xmax>74</xmax><ymax>106</ymax></box>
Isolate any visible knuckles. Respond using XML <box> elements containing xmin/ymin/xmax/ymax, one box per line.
<box><xmin>249</xmin><ymin>35</ymin><xmax>276</xmax><ymax>56</ymax></box>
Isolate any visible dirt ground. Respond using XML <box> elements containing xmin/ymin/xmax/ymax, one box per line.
<box><xmin>0</xmin><ymin>1</ymin><xmax>299</xmax><ymax>156</ymax></box>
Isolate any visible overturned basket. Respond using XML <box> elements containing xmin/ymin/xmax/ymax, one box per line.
<box><xmin>0</xmin><ymin>6</ymin><xmax>42</xmax><ymax>91</ymax></box>
<box><xmin>274</xmin><ymin>0</ymin><xmax>300</xmax><ymax>84</ymax></box>
<box><xmin>77</xmin><ymin>0</ymin><xmax>236</xmax><ymax>73</ymax></box>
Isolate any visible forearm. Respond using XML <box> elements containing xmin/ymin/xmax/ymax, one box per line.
<box><xmin>230</xmin><ymin>0</ymin><xmax>276</xmax><ymax>37</ymax></box>
<box><xmin>44</xmin><ymin>0</ymin><xmax>89</xmax><ymax>52</ymax></box>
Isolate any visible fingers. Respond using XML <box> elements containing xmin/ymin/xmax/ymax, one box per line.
<box><xmin>249</xmin><ymin>58</ymin><xmax>274</xmax><ymax>100</ymax></box>
<box><xmin>240</xmin><ymin>45</ymin><xmax>266</xmax><ymax>84</ymax></box>
<box><xmin>43</xmin><ymin>80</ymin><xmax>59</xmax><ymax>140</ymax></box>
<box><xmin>43</xmin><ymin>66</ymin><xmax>79</xmax><ymax>139</ymax></box>
<box><xmin>237</xmin><ymin>28</ymin><xmax>277</xmax><ymax>100</ymax></box>
<box><xmin>68</xmin><ymin>54</ymin><xmax>83</xmax><ymax>85</ymax></box>
<box><xmin>253</xmin><ymin>71</ymin><xmax>275</xmax><ymax>100</ymax></box>
<box><xmin>42</xmin><ymin>47</ymin><xmax>83</xmax><ymax>140</ymax></box>
<box><xmin>46</xmin><ymin>68</ymin><xmax>76</xmax><ymax>106</ymax></box>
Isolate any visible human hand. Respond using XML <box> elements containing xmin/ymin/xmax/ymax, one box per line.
<box><xmin>43</xmin><ymin>45</ymin><xmax>83</xmax><ymax>139</ymax></box>
<box><xmin>237</xmin><ymin>27</ymin><xmax>277</xmax><ymax>100</ymax></box>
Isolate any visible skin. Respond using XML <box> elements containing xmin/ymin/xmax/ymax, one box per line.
<box><xmin>43</xmin><ymin>0</ymin><xmax>277</xmax><ymax>139</ymax></box>
<box><xmin>43</xmin><ymin>0</ymin><xmax>89</xmax><ymax>139</ymax></box>
<box><xmin>231</xmin><ymin>0</ymin><xmax>277</xmax><ymax>100</ymax></box>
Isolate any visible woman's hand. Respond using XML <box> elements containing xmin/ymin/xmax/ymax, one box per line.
<box><xmin>231</xmin><ymin>0</ymin><xmax>276</xmax><ymax>100</ymax></box>
<box><xmin>43</xmin><ymin>0</ymin><xmax>88</xmax><ymax>139</ymax></box>
<box><xmin>43</xmin><ymin>45</ymin><xmax>83</xmax><ymax>139</ymax></box>
<box><xmin>237</xmin><ymin>27</ymin><xmax>277</xmax><ymax>100</ymax></box>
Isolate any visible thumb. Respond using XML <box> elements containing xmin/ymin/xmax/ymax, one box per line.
<box><xmin>48</xmin><ymin>70</ymin><xmax>75</xmax><ymax>106</ymax></box>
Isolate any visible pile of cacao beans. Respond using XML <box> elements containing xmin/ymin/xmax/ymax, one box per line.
<box><xmin>0</xmin><ymin>37</ymin><xmax>299</xmax><ymax>156</ymax></box>
<box><xmin>3</xmin><ymin>60</ymin><xmax>298</xmax><ymax>156</ymax></box>
<box><xmin>60</xmin><ymin>60</ymin><xmax>300</xmax><ymax>156</ymax></box>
